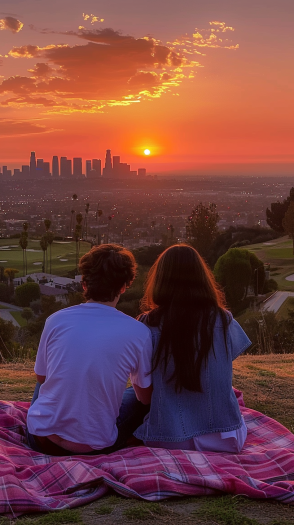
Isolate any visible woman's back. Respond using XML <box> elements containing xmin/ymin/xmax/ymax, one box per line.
<box><xmin>134</xmin><ymin>312</ymin><xmax>251</xmax><ymax>444</ymax></box>
<box><xmin>134</xmin><ymin>244</ymin><xmax>251</xmax><ymax>451</ymax></box>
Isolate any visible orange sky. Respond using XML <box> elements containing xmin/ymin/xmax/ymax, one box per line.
<box><xmin>0</xmin><ymin>0</ymin><xmax>293</xmax><ymax>174</ymax></box>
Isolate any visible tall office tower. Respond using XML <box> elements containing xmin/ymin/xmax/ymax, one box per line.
<box><xmin>60</xmin><ymin>157</ymin><xmax>68</xmax><ymax>177</ymax></box>
<box><xmin>22</xmin><ymin>165</ymin><xmax>30</xmax><ymax>178</ymax></box>
<box><xmin>43</xmin><ymin>162</ymin><xmax>50</xmax><ymax>178</ymax></box>
<box><xmin>30</xmin><ymin>151</ymin><xmax>36</xmax><ymax>179</ymax></box>
<box><xmin>112</xmin><ymin>156</ymin><xmax>120</xmax><ymax>178</ymax></box>
<box><xmin>138</xmin><ymin>168</ymin><xmax>146</xmax><ymax>177</ymax></box>
<box><xmin>14</xmin><ymin>168</ymin><xmax>21</xmax><ymax>179</ymax></box>
<box><xmin>130</xmin><ymin>170</ymin><xmax>138</xmax><ymax>177</ymax></box>
<box><xmin>52</xmin><ymin>156</ymin><xmax>59</xmax><ymax>177</ymax></box>
<box><xmin>66</xmin><ymin>159</ymin><xmax>72</xmax><ymax>177</ymax></box>
<box><xmin>36</xmin><ymin>159</ymin><xmax>44</xmax><ymax>179</ymax></box>
<box><xmin>73</xmin><ymin>158</ymin><xmax>83</xmax><ymax>178</ymax></box>
<box><xmin>92</xmin><ymin>159</ymin><xmax>102</xmax><ymax>177</ymax></box>
<box><xmin>103</xmin><ymin>149</ymin><xmax>112</xmax><ymax>177</ymax></box>
<box><xmin>2</xmin><ymin>166</ymin><xmax>8</xmax><ymax>179</ymax></box>
<box><xmin>86</xmin><ymin>160</ymin><xmax>92</xmax><ymax>177</ymax></box>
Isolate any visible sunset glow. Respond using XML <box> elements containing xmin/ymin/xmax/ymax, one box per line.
<box><xmin>0</xmin><ymin>0</ymin><xmax>293</xmax><ymax>175</ymax></box>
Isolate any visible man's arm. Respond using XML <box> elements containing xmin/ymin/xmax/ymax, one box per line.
<box><xmin>133</xmin><ymin>384</ymin><xmax>153</xmax><ymax>405</ymax></box>
<box><xmin>36</xmin><ymin>374</ymin><xmax>46</xmax><ymax>384</ymax></box>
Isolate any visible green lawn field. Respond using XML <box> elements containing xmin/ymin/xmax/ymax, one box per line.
<box><xmin>0</xmin><ymin>239</ymin><xmax>91</xmax><ymax>277</ymax></box>
<box><xmin>247</xmin><ymin>235</ymin><xmax>294</xmax><ymax>291</ymax></box>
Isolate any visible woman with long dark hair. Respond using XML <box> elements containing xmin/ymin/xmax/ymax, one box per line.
<box><xmin>134</xmin><ymin>244</ymin><xmax>251</xmax><ymax>452</ymax></box>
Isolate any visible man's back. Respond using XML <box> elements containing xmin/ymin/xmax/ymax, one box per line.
<box><xmin>27</xmin><ymin>303</ymin><xmax>152</xmax><ymax>449</ymax></box>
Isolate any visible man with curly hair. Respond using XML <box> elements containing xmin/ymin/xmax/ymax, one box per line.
<box><xmin>27</xmin><ymin>245</ymin><xmax>153</xmax><ymax>455</ymax></box>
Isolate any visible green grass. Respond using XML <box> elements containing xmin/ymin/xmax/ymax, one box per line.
<box><xmin>123</xmin><ymin>502</ymin><xmax>169</xmax><ymax>520</ymax></box>
<box><xmin>195</xmin><ymin>496</ymin><xmax>259</xmax><ymax>525</ymax></box>
<box><xmin>14</xmin><ymin>509</ymin><xmax>82</xmax><ymax>525</ymax></box>
<box><xmin>246</xmin><ymin>236</ymin><xmax>294</xmax><ymax>291</ymax></box>
<box><xmin>276</xmin><ymin>296</ymin><xmax>294</xmax><ymax>320</ymax></box>
<box><xmin>0</xmin><ymin>305</ymin><xmax>8</xmax><ymax>309</ymax></box>
<box><xmin>9</xmin><ymin>311</ymin><xmax>27</xmax><ymax>327</ymax></box>
<box><xmin>0</xmin><ymin>239</ymin><xmax>90</xmax><ymax>277</ymax></box>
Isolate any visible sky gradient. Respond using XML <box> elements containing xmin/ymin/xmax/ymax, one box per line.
<box><xmin>1</xmin><ymin>0</ymin><xmax>293</xmax><ymax>175</ymax></box>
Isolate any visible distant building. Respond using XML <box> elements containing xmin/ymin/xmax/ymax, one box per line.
<box><xmin>60</xmin><ymin>157</ymin><xmax>68</xmax><ymax>178</ymax></box>
<box><xmin>13</xmin><ymin>168</ymin><xmax>21</xmax><ymax>179</ymax></box>
<box><xmin>43</xmin><ymin>162</ymin><xmax>50</xmax><ymax>178</ymax></box>
<box><xmin>86</xmin><ymin>160</ymin><xmax>92</xmax><ymax>177</ymax></box>
<box><xmin>138</xmin><ymin>168</ymin><xmax>146</xmax><ymax>177</ymax></box>
<box><xmin>52</xmin><ymin>156</ymin><xmax>59</xmax><ymax>177</ymax></box>
<box><xmin>73</xmin><ymin>157</ymin><xmax>83</xmax><ymax>178</ymax></box>
<box><xmin>36</xmin><ymin>159</ymin><xmax>44</xmax><ymax>179</ymax></box>
<box><xmin>66</xmin><ymin>159</ymin><xmax>72</xmax><ymax>177</ymax></box>
<box><xmin>88</xmin><ymin>169</ymin><xmax>97</xmax><ymax>179</ymax></box>
<box><xmin>92</xmin><ymin>158</ymin><xmax>101</xmax><ymax>177</ymax></box>
<box><xmin>103</xmin><ymin>149</ymin><xmax>112</xmax><ymax>177</ymax></box>
<box><xmin>30</xmin><ymin>152</ymin><xmax>36</xmax><ymax>179</ymax></box>
<box><xmin>22</xmin><ymin>165</ymin><xmax>30</xmax><ymax>178</ymax></box>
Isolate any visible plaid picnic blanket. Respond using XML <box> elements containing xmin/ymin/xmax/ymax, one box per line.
<box><xmin>1</xmin><ymin>390</ymin><xmax>294</xmax><ymax>517</ymax></box>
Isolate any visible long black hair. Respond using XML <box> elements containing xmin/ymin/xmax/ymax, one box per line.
<box><xmin>140</xmin><ymin>244</ymin><xmax>229</xmax><ymax>393</ymax></box>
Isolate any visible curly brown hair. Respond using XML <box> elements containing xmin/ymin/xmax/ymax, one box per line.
<box><xmin>79</xmin><ymin>244</ymin><xmax>137</xmax><ymax>302</ymax></box>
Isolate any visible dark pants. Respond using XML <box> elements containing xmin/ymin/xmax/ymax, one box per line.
<box><xmin>27</xmin><ymin>384</ymin><xmax>149</xmax><ymax>456</ymax></box>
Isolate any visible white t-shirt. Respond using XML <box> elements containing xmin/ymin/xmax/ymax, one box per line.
<box><xmin>27</xmin><ymin>303</ymin><xmax>153</xmax><ymax>450</ymax></box>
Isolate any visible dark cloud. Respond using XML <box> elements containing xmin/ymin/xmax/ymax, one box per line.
<box><xmin>0</xmin><ymin>23</ymin><xmax>238</xmax><ymax>112</ymax></box>
<box><xmin>0</xmin><ymin>16</ymin><xmax>23</xmax><ymax>33</ymax></box>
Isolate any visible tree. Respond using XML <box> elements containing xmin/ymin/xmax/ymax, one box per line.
<box><xmin>21</xmin><ymin>307</ymin><xmax>33</xmax><ymax>325</ymax></box>
<box><xmin>19</xmin><ymin>231</ymin><xmax>28</xmax><ymax>276</ymax></box>
<box><xmin>84</xmin><ymin>202</ymin><xmax>90</xmax><ymax>240</ymax></box>
<box><xmin>4</xmin><ymin>268</ymin><xmax>19</xmax><ymax>295</ymax></box>
<box><xmin>40</xmin><ymin>235</ymin><xmax>48</xmax><ymax>273</ymax></box>
<box><xmin>15</xmin><ymin>282</ymin><xmax>40</xmax><ymax>307</ymax></box>
<box><xmin>46</xmin><ymin>231</ymin><xmax>55</xmax><ymax>274</ymax></box>
<box><xmin>266</xmin><ymin>187</ymin><xmax>294</xmax><ymax>232</ymax></box>
<box><xmin>74</xmin><ymin>213</ymin><xmax>83</xmax><ymax>271</ymax></box>
<box><xmin>0</xmin><ymin>318</ymin><xmax>15</xmax><ymax>361</ymax></box>
<box><xmin>214</xmin><ymin>248</ymin><xmax>265</xmax><ymax>309</ymax></box>
<box><xmin>186</xmin><ymin>203</ymin><xmax>219</xmax><ymax>259</ymax></box>
<box><xmin>282</xmin><ymin>201</ymin><xmax>294</xmax><ymax>254</ymax></box>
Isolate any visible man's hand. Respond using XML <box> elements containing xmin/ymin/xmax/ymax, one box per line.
<box><xmin>133</xmin><ymin>384</ymin><xmax>153</xmax><ymax>405</ymax></box>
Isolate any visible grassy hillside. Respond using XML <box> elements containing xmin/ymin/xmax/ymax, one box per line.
<box><xmin>0</xmin><ymin>239</ymin><xmax>91</xmax><ymax>276</ymax></box>
<box><xmin>247</xmin><ymin>235</ymin><xmax>294</xmax><ymax>291</ymax></box>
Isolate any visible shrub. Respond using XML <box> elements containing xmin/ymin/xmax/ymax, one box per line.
<box><xmin>15</xmin><ymin>282</ymin><xmax>40</xmax><ymax>307</ymax></box>
<box><xmin>0</xmin><ymin>283</ymin><xmax>11</xmax><ymax>302</ymax></box>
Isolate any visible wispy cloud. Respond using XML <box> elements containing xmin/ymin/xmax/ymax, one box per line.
<box><xmin>0</xmin><ymin>16</ymin><xmax>23</xmax><ymax>33</ymax></box>
<box><xmin>0</xmin><ymin>118</ymin><xmax>56</xmax><ymax>137</ymax></box>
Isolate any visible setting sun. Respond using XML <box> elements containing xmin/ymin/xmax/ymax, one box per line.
<box><xmin>144</xmin><ymin>149</ymin><xmax>151</xmax><ymax>156</ymax></box>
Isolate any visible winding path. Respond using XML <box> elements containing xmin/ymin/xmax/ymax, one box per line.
<box><xmin>262</xmin><ymin>291</ymin><xmax>294</xmax><ymax>314</ymax></box>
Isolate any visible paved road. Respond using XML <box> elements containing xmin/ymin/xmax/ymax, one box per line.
<box><xmin>0</xmin><ymin>302</ymin><xmax>22</xmax><ymax>327</ymax></box>
<box><xmin>262</xmin><ymin>291</ymin><xmax>294</xmax><ymax>313</ymax></box>
<box><xmin>0</xmin><ymin>301</ymin><xmax>22</xmax><ymax>311</ymax></box>
<box><xmin>0</xmin><ymin>309</ymin><xmax>20</xmax><ymax>327</ymax></box>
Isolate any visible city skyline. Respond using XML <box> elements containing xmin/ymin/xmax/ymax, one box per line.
<box><xmin>0</xmin><ymin>0</ymin><xmax>293</xmax><ymax>175</ymax></box>
<box><xmin>0</xmin><ymin>149</ymin><xmax>147</xmax><ymax>180</ymax></box>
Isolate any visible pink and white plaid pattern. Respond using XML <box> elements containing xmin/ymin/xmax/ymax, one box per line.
<box><xmin>1</xmin><ymin>390</ymin><xmax>294</xmax><ymax>517</ymax></box>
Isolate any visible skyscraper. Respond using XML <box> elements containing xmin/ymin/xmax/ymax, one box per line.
<box><xmin>138</xmin><ymin>168</ymin><xmax>146</xmax><ymax>177</ymax></box>
<box><xmin>103</xmin><ymin>150</ymin><xmax>112</xmax><ymax>177</ymax></box>
<box><xmin>36</xmin><ymin>159</ymin><xmax>44</xmax><ymax>179</ymax></box>
<box><xmin>66</xmin><ymin>159</ymin><xmax>72</xmax><ymax>177</ymax></box>
<box><xmin>86</xmin><ymin>160</ymin><xmax>92</xmax><ymax>177</ymax></box>
<box><xmin>112</xmin><ymin>156</ymin><xmax>120</xmax><ymax>178</ymax></box>
<box><xmin>60</xmin><ymin>157</ymin><xmax>67</xmax><ymax>178</ymax></box>
<box><xmin>30</xmin><ymin>152</ymin><xmax>36</xmax><ymax>179</ymax></box>
<box><xmin>52</xmin><ymin>156</ymin><xmax>59</xmax><ymax>177</ymax></box>
<box><xmin>92</xmin><ymin>159</ymin><xmax>102</xmax><ymax>177</ymax></box>
<box><xmin>43</xmin><ymin>162</ymin><xmax>50</xmax><ymax>178</ymax></box>
<box><xmin>73</xmin><ymin>158</ymin><xmax>83</xmax><ymax>178</ymax></box>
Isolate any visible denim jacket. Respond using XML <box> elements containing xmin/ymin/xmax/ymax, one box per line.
<box><xmin>134</xmin><ymin>313</ymin><xmax>251</xmax><ymax>442</ymax></box>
